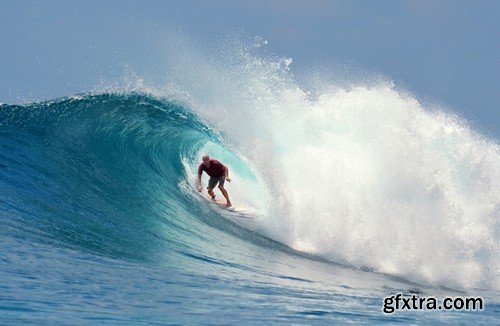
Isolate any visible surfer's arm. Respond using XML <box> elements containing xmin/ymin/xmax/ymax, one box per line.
<box><xmin>197</xmin><ymin>170</ymin><xmax>203</xmax><ymax>192</ymax></box>
<box><xmin>223</xmin><ymin>166</ymin><xmax>231</xmax><ymax>182</ymax></box>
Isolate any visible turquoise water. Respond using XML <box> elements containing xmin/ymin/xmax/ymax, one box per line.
<box><xmin>0</xmin><ymin>93</ymin><xmax>498</xmax><ymax>324</ymax></box>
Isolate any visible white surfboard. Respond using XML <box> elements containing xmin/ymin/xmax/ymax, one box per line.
<box><xmin>212</xmin><ymin>199</ymin><xmax>253</xmax><ymax>213</ymax></box>
<box><xmin>201</xmin><ymin>195</ymin><xmax>255</xmax><ymax>218</ymax></box>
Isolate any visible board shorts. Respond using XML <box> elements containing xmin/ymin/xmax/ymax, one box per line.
<box><xmin>207</xmin><ymin>175</ymin><xmax>225</xmax><ymax>189</ymax></box>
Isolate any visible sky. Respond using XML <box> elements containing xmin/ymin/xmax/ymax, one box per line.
<box><xmin>1</xmin><ymin>0</ymin><xmax>499</xmax><ymax>139</ymax></box>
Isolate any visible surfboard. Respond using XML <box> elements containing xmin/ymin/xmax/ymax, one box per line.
<box><xmin>200</xmin><ymin>194</ymin><xmax>255</xmax><ymax>218</ymax></box>
<box><xmin>212</xmin><ymin>199</ymin><xmax>253</xmax><ymax>213</ymax></box>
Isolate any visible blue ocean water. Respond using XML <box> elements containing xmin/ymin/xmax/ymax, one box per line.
<box><xmin>0</xmin><ymin>93</ymin><xmax>498</xmax><ymax>324</ymax></box>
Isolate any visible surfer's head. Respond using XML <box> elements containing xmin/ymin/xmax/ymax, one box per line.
<box><xmin>201</xmin><ymin>154</ymin><xmax>210</xmax><ymax>167</ymax></box>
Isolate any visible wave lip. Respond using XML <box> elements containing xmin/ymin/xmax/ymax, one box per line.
<box><xmin>0</xmin><ymin>93</ymin><xmax>214</xmax><ymax>262</ymax></box>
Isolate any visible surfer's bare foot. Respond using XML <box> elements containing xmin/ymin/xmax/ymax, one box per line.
<box><xmin>226</xmin><ymin>202</ymin><xmax>232</xmax><ymax>207</ymax></box>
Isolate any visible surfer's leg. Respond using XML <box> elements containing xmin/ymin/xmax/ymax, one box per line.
<box><xmin>218</xmin><ymin>179</ymin><xmax>231</xmax><ymax>207</ymax></box>
<box><xmin>207</xmin><ymin>177</ymin><xmax>217</xmax><ymax>200</ymax></box>
<box><xmin>207</xmin><ymin>187</ymin><xmax>216</xmax><ymax>200</ymax></box>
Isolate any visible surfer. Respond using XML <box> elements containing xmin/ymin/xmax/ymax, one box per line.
<box><xmin>197</xmin><ymin>154</ymin><xmax>232</xmax><ymax>207</ymax></box>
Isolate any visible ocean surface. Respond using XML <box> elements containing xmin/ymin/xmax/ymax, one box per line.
<box><xmin>2</xmin><ymin>30</ymin><xmax>500</xmax><ymax>323</ymax></box>
<box><xmin>0</xmin><ymin>90</ymin><xmax>498</xmax><ymax>324</ymax></box>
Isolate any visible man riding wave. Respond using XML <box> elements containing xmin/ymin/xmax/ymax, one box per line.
<box><xmin>197</xmin><ymin>154</ymin><xmax>232</xmax><ymax>207</ymax></box>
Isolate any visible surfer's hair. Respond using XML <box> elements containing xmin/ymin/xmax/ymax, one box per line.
<box><xmin>202</xmin><ymin>154</ymin><xmax>209</xmax><ymax>160</ymax></box>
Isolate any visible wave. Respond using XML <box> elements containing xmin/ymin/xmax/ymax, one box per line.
<box><xmin>1</xmin><ymin>94</ymin><xmax>214</xmax><ymax>261</ymax></box>
<box><xmin>1</xmin><ymin>77</ymin><xmax>498</xmax><ymax>291</ymax></box>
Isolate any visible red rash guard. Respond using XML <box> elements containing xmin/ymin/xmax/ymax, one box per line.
<box><xmin>198</xmin><ymin>159</ymin><xmax>225</xmax><ymax>177</ymax></box>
